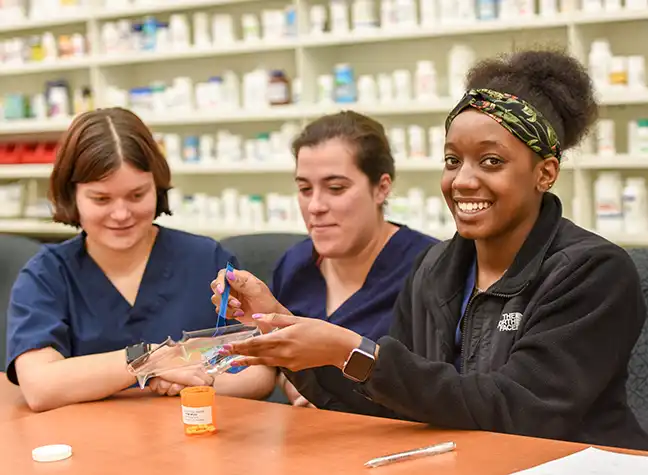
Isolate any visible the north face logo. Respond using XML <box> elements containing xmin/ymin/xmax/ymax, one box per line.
<box><xmin>497</xmin><ymin>312</ymin><xmax>522</xmax><ymax>332</ymax></box>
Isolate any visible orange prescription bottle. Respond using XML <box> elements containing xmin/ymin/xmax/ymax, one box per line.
<box><xmin>180</xmin><ymin>386</ymin><xmax>217</xmax><ymax>436</ymax></box>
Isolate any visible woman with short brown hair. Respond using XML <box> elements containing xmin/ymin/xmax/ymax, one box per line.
<box><xmin>5</xmin><ymin>108</ymin><xmax>275</xmax><ymax>412</ymax></box>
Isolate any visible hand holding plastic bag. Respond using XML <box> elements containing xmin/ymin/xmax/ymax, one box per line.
<box><xmin>126</xmin><ymin>324</ymin><xmax>261</xmax><ymax>389</ymax></box>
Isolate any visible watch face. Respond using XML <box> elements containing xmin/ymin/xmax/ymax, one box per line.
<box><xmin>127</xmin><ymin>343</ymin><xmax>149</xmax><ymax>366</ymax></box>
<box><xmin>344</xmin><ymin>350</ymin><xmax>374</xmax><ymax>382</ymax></box>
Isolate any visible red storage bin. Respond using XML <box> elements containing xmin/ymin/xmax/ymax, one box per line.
<box><xmin>0</xmin><ymin>144</ymin><xmax>24</xmax><ymax>164</ymax></box>
<box><xmin>19</xmin><ymin>142</ymin><xmax>57</xmax><ymax>164</ymax></box>
<box><xmin>40</xmin><ymin>142</ymin><xmax>58</xmax><ymax>164</ymax></box>
<box><xmin>20</xmin><ymin>143</ymin><xmax>39</xmax><ymax>164</ymax></box>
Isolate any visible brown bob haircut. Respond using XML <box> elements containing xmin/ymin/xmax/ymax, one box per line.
<box><xmin>291</xmin><ymin>110</ymin><xmax>395</xmax><ymax>186</ymax></box>
<box><xmin>49</xmin><ymin>107</ymin><xmax>172</xmax><ymax>228</ymax></box>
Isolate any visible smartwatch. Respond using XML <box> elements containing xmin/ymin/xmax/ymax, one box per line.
<box><xmin>125</xmin><ymin>342</ymin><xmax>151</xmax><ymax>366</ymax></box>
<box><xmin>342</xmin><ymin>337</ymin><xmax>377</xmax><ymax>383</ymax></box>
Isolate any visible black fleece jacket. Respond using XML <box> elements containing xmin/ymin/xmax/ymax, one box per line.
<box><xmin>283</xmin><ymin>193</ymin><xmax>648</xmax><ymax>451</ymax></box>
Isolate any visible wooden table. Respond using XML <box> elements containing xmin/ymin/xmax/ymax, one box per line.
<box><xmin>0</xmin><ymin>375</ymin><xmax>644</xmax><ymax>474</ymax></box>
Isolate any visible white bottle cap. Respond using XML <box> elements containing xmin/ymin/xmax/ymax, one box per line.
<box><xmin>32</xmin><ymin>444</ymin><xmax>73</xmax><ymax>463</ymax></box>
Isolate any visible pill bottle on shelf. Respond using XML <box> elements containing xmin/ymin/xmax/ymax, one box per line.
<box><xmin>267</xmin><ymin>70</ymin><xmax>291</xmax><ymax>106</ymax></box>
<box><xmin>180</xmin><ymin>386</ymin><xmax>217</xmax><ymax>436</ymax></box>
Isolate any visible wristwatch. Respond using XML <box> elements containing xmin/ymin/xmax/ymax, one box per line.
<box><xmin>125</xmin><ymin>342</ymin><xmax>151</xmax><ymax>366</ymax></box>
<box><xmin>342</xmin><ymin>337</ymin><xmax>377</xmax><ymax>383</ymax></box>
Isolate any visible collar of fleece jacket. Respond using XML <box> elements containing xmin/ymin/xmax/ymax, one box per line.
<box><xmin>430</xmin><ymin>192</ymin><xmax>563</xmax><ymax>300</ymax></box>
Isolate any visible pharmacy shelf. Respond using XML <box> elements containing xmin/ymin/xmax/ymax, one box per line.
<box><xmin>0</xmin><ymin>162</ymin><xmax>295</xmax><ymax>179</ymax></box>
<box><xmin>0</xmin><ymin>219</ymin><xmax>75</xmax><ymax>236</ymax></box>
<box><xmin>314</xmin><ymin>99</ymin><xmax>458</xmax><ymax>116</ymax></box>
<box><xmin>2</xmin><ymin>216</ymin><xmax>645</xmax><ymax>247</ymax></box>
<box><xmin>2</xmin><ymin>2</ymin><xmax>648</xmax><ymax>245</ymax></box>
<box><xmin>0</xmin><ymin>156</ymin><xmax>618</xmax><ymax>182</ymax></box>
<box><xmin>94</xmin><ymin>39</ymin><xmax>298</xmax><ymax>67</ymax></box>
<box><xmin>2</xmin><ymin>4</ymin><xmax>647</xmax><ymax>31</ymax></box>
<box><xmin>576</xmin><ymin>154</ymin><xmax>648</xmax><ymax>169</ymax></box>
<box><xmin>0</xmin><ymin>164</ymin><xmax>53</xmax><ymax>179</ymax></box>
<box><xmin>0</xmin><ymin>57</ymin><xmax>94</xmax><ymax>77</ymax></box>
<box><xmin>0</xmin><ymin>118</ymin><xmax>72</xmax><ymax>134</ymax></box>
<box><xmin>572</xmin><ymin>9</ymin><xmax>648</xmax><ymax>25</ymax></box>
<box><xmin>93</xmin><ymin>0</ymin><xmax>259</xmax><ymax>21</ymax></box>
<box><xmin>0</xmin><ymin>218</ymin><xmax>308</xmax><ymax>239</ymax></box>
<box><xmin>598</xmin><ymin>89</ymin><xmax>648</xmax><ymax>106</ymax></box>
<box><xmin>141</xmin><ymin>107</ymin><xmax>304</xmax><ymax>126</ymax></box>
<box><xmin>594</xmin><ymin>231</ymin><xmax>648</xmax><ymax>247</ymax></box>
<box><xmin>300</xmin><ymin>16</ymin><xmax>572</xmax><ymax>49</ymax></box>
<box><xmin>0</xmin><ymin>217</ymin><xmax>461</xmax><ymax>242</ymax></box>
<box><xmin>0</xmin><ymin>10</ymin><xmax>90</xmax><ymax>33</ymax></box>
<box><xmin>2</xmin><ymin>91</ymin><xmax>646</xmax><ymax>135</ymax></box>
<box><xmin>143</xmin><ymin>99</ymin><xmax>462</xmax><ymax>126</ymax></box>
<box><xmin>171</xmin><ymin>161</ymin><xmax>296</xmax><ymax>174</ymax></box>
<box><xmin>0</xmin><ymin>159</ymin><xmax>460</xmax><ymax>179</ymax></box>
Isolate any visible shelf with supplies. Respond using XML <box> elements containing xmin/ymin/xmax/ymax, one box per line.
<box><xmin>1</xmin><ymin>91</ymin><xmax>647</xmax><ymax>136</ymax></box>
<box><xmin>0</xmin><ymin>217</ymin><xmax>462</xmax><ymax>242</ymax></box>
<box><xmin>2</xmin><ymin>216</ymin><xmax>647</xmax><ymax>249</ymax></box>
<box><xmin>0</xmin><ymin>157</ymin><xmax>472</xmax><ymax>180</ymax></box>
<box><xmin>93</xmin><ymin>0</ymin><xmax>261</xmax><ymax>21</ymax></box>
<box><xmin>0</xmin><ymin>218</ymin><xmax>303</xmax><ymax>239</ymax></box>
<box><xmin>3</xmin><ymin>3</ymin><xmax>648</xmax><ymax>37</ymax></box>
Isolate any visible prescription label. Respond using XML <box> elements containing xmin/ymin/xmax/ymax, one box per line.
<box><xmin>181</xmin><ymin>405</ymin><xmax>213</xmax><ymax>425</ymax></box>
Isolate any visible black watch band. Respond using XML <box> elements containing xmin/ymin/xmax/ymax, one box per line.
<box><xmin>358</xmin><ymin>336</ymin><xmax>377</xmax><ymax>356</ymax></box>
<box><xmin>126</xmin><ymin>342</ymin><xmax>150</xmax><ymax>366</ymax></box>
<box><xmin>342</xmin><ymin>337</ymin><xmax>377</xmax><ymax>383</ymax></box>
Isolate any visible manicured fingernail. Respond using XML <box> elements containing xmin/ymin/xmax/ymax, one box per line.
<box><xmin>233</xmin><ymin>309</ymin><xmax>245</xmax><ymax>318</ymax></box>
<box><xmin>216</xmin><ymin>283</ymin><xmax>223</xmax><ymax>294</ymax></box>
<box><xmin>218</xmin><ymin>349</ymin><xmax>230</xmax><ymax>356</ymax></box>
<box><xmin>222</xmin><ymin>344</ymin><xmax>233</xmax><ymax>351</ymax></box>
<box><xmin>226</xmin><ymin>271</ymin><xmax>235</xmax><ymax>281</ymax></box>
<box><xmin>230</xmin><ymin>298</ymin><xmax>241</xmax><ymax>308</ymax></box>
<box><xmin>230</xmin><ymin>360</ymin><xmax>241</xmax><ymax>367</ymax></box>
<box><xmin>252</xmin><ymin>313</ymin><xmax>263</xmax><ymax>319</ymax></box>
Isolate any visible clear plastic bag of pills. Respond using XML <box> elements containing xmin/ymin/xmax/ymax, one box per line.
<box><xmin>126</xmin><ymin>324</ymin><xmax>260</xmax><ymax>388</ymax></box>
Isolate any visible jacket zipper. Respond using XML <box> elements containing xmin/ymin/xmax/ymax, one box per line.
<box><xmin>459</xmin><ymin>291</ymin><xmax>479</xmax><ymax>375</ymax></box>
<box><xmin>459</xmin><ymin>282</ymin><xmax>530</xmax><ymax>374</ymax></box>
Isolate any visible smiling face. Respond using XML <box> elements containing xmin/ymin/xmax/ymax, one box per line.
<box><xmin>295</xmin><ymin>137</ymin><xmax>391</xmax><ymax>258</ymax></box>
<box><xmin>75</xmin><ymin>162</ymin><xmax>158</xmax><ymax>252</ymax></box>
<box><xmin>441</xmin><ymin>109</ymin><xmax>559</xmax><ymax>242</ymax></box>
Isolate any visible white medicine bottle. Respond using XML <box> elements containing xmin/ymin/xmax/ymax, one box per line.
<box><xmin>588</xmin><ymin>39</ymin><xmax>612</xmax><ymax>92</ymax></box>
<box><xmin>415</xmin><ymin>60</ymin><xmax>438</xmax><ymax>101</ymax></box>
<box><xmin>623</xmin><ymin>177</ymin><xmax>648</xmax><ymax>234</ymax></box>
<box><xmin>594</xmin><ymin>171</ymin><xmax>624</xmax><ymax>234</ymax></box>
<box><xmin>448</xmin><ymin>44</ymin><xmax>476</xmax><ymax>100</ymax></box>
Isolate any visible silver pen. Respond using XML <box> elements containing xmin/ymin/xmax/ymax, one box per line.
<box><xmin>364</xmin><ymin>441</ymin><xmax>456</xmax><ymax>468</ymax></box>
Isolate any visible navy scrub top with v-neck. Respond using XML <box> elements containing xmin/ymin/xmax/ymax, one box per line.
<box><xmin>5</xmin><ymin>225</ymin><xmax>238</xmax><ymax>385</ymax></box>
<box><xmin>270</xmin><ymin>225</ymin><xmax>437</xmax><ymax>342</ymax></box>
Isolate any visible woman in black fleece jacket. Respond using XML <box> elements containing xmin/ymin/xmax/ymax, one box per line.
<box><xmin>212</xmin><ymin>49</ymin><xmax>648</xmax><ymax>450</ymax></box>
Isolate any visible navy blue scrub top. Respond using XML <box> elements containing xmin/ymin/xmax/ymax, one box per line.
<box><xmin>5</xmin><ymin>225</ymin><xmax>238</xmax><ymax>385</ymax></box>
<box><xmin>271</xmin><ymin>225</ymin><xmax>438</xmax><ymax>342</ymax></box>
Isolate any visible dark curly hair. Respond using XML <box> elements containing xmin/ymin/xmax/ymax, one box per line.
<box><xmin>465</xmin><ymin>49</ymin><xmax>598</xmax><ymax>151</ymax></box>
